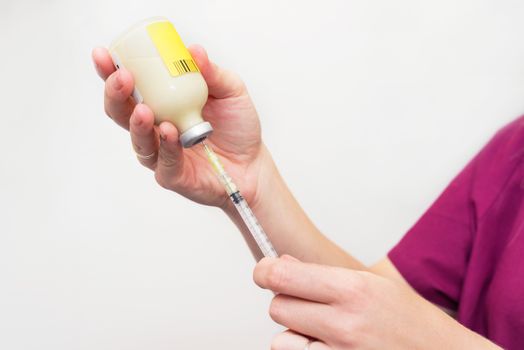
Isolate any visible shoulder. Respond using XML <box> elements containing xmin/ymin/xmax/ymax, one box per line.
<box><xmin>479</xmin><ymin>115</ymin><xmax>524</xmax><ymax>162</ymax></box>
<box><xmin>472</xmin><ymin>115</ymin><xmax>524</xmax><ymax>219</ymax></box>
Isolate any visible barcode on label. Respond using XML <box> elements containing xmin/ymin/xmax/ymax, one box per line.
<box><xmin>172</xmin><ymin>59</ymin><xmax>199</xmax><ymax>75</ymax></box>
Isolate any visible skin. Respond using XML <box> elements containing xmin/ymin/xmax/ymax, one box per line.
<box><xmin>92</xmin><ymin>45</ymin><xmax>502</xmax><ymax>349</ymax></box>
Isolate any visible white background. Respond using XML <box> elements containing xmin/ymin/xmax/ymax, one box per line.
<box><xmin>1</xmin><ymin>0</ymin><xmax>524</xmax><ymax>349</ymax></box>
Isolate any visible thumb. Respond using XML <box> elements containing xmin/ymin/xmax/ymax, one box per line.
<box><xmin>188</xmin><ymin>44</ymin><xmax>246</xmax><ymax>99</ymax></box>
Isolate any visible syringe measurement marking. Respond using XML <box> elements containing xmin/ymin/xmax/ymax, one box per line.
<box><xmin>201</xmin><ymin>141</ymin><xmax>278</xmax><ymax>258</ymax></box>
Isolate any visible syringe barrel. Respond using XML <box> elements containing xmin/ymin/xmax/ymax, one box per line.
<box><xmin>202</xmin><ymin>141</ymin><xmax>278</xmax><ymax>258</ymax></box>
<box><xmin>230</xmin><ymin>192</ymin><xmax>278</xmax><ymax>258</ymax></box>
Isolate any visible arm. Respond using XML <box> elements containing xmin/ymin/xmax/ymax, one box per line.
<box><xmin>92</xmin><ymin>41</ymin><xmax>433</xmax><ymax>305</ymax></box>
<box><xmin>253</xmin><ymin>255</ymin><xmax>502</xmax><ymax>350</ymax></box>
<box><xmin>93</xmin><ymin>45</ymin><xmax>498</xmax><ymax>348</ymax></box>
<box><xmin>92</xmin><ymin>44</ymin><xmax>365</xmax><ymax>269</ymax></box>
<box><xmin>222</xmin><ymin>143</ymin><xmax>365</xmax><ymax>269</ymax></box>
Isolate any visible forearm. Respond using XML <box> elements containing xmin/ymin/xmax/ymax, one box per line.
<box><xmin>459</xmin><ymin>329</ymin><xmax>502</xmax><ymax>350</ymax></box>
<box><xmin>223</xmin><ymin>144</ymin><xmax>365</xmax><ymax>269</ymax></box>
<box><xmin>425</xmin><ymin>303</ymin><xmax>502</xmax><ymax>350</ymax></box>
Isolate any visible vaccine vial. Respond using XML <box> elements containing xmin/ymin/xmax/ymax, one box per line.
<box><xmin>109</xmin><ymin>17</ymin><xmax>212</xmax><ymax>148</ymax></box>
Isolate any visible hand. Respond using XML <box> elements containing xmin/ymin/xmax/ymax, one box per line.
<box><xmin>253</xmin><ymin>255</ymin><xmax>499</xmax><ymax>350</ymax></box>
<box><xmin>92</xmin><ymin>45</ymin><xmax>271</xmax><ymax>209</ymax></box>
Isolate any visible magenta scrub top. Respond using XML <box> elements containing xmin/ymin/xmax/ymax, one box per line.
<box><xmin>388</xmin><ymin>116</ymin><xmax>524</xmax><ymax>349</ymax></box>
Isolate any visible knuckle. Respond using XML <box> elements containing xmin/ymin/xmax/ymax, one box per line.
<box><xmin>160</xmin><ymin>156</ymin><xmax>176</xmax><ymax>168</ymax></box>
<box><xmin>341</xmin><ymin>320</ymin><xmax>363</xmax><ymax>347</ymax></box>
<box><xmin>329</xmin><ymin>270</ymin><xmax>371</xmax><ymax>305</ymax></box>
<box><xmin>352</xmin><ymin>271</ymin><xmax>370</xmax><ymax>294</ymax></box>
<box><xmin>105</xmin><ymin>87</ymin><xmax>122</xmax><ymax>102</ymax></box>
<box><xmin>158</xmin><ymin>146</ymin><xmax>178</xmax><ymax>168</ymax></box>
<box><xmin>324</xmin><ymin>314</ymin><xmax>357</xmax><ymax>347</ymax></box>
<box><xmin>324</xmin><ymin>321</ymin><xmax>343</xmax><ymax>341</ymax></box>
<box><xmin>343</xmin><ymin>271</ymin><xmax>368</xmax><ymax>299</ymax></box>
<box><xmin>105</xmin><ymin>76</ymin><xmax>129</xmax><ymax>102</ymax></box>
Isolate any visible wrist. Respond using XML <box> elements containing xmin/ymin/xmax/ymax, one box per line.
<box><xmin>421</xmin><ymin>303</ymin><xmax>502</xmax><ymax>350</ymax></box>
<box><xmin>220</xmin><ymin>143</ymin><xmax>283</xmax><ymax>216</ymax></box>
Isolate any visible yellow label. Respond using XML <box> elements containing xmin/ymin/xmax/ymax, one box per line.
<box><xmin>146</xmin><ymin>21</ymin><xmax>199</xmax><ymax>77</ymax></box>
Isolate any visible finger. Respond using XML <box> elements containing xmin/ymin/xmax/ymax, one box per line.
<box><xmin>271</xmin><ymin>330</ymin><xmax>309</xmax><ymax>350</ymax></box>
<box><xmin>272</xmin><ymin>330</ymin><xmax>330</xmax><ymax>350</ymax></box>
<box><xmin>104</xmin><ymin>68</ymin><xmax>135</xmax><ymax>130</ymax></box>
<box><xmin>269</xmin><ymin>294</ymin><xmax>333</xmax><ymax>341</ymax></box>
<box><xmin>155</xmin><ymin>122</ymin><xmax>185</xmax><ymax>184</ymax></box>
<box><xmin>188</xmin><ymin>44</ymin><xmax>246</xmax><ymax>99</ymax></box>
<box><xmin>130</xmin><ymin>104</ymin><xmax>159</xmax><ymax>170</ymax></box>
<box><xmin>92</xmin><ymin>47</ymin><xmax>116</xmax><ymax>81</ymax></box>
<box><xmin>254</xmin><ymin>257</ymin><xmax>360</xmax><ymax>304</ymax></box>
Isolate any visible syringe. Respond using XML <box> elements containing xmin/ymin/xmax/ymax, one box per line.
<box><xmin>201</xmin><ymin>141</ymin><xmax>278</xmax><ymax>258</ymax></box>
